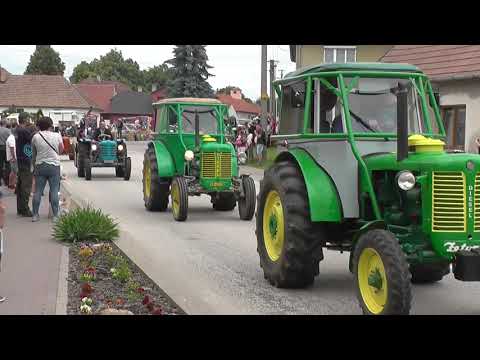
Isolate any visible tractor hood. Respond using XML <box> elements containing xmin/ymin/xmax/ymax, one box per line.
<box><xmin>200</xmin><ymin>135</ymin><xmax>233</xmax><ymax>153</ymax></box>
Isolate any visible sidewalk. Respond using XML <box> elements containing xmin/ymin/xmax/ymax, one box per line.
<box><xmin>0</xmin><ymin>188</ymin><xmax>67</xmax><ymax>315</ymax></box>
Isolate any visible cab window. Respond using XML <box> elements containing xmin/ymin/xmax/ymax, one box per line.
<box><xmin>278</xmin><ymin>81</ymin><xmax>305</xmax><ymax>135</ymax></box>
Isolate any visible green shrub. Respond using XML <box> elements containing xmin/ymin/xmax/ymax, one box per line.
<box><xmin>53</xmin><ymin>206</ymin><xmax>119</xmax><ymax>243</ymax></box>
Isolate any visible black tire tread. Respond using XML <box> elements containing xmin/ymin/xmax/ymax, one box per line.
<box><xmin>172</xmin><ymin>177</ymin><xmax>188</xmax><ymax>221</ymax></box>
<box><xmin>256</xmin><ymin>161</ymin><xmax>324</xmax><ymax>289</ymax></box>
<box><xmin>353</xmin><ymin>229</ymin><xmax>412</xmax><ymax>315</ymax></box>
<box><xmin>238</xmin><ymin>176</ymin><xmax>256</xmax><ymax>220</ymax></box>
<box><xmin>143</xmin><ymin>147</ymin><xmax>169</xmax><ymax>211</ymax></box>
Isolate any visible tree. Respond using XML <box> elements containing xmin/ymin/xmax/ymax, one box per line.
<box><xmin>143</xmin><ymin>64</ymin><xmax>172</xmax><ymax>92</ymax></box>
<box><xmin>69</xmin><ymin>61</ymin><xmax>96</xmax><ymax>83</ymax></box>
<box><xmin>165</xmin><ymin>45</ymin><xmax>215</xmax><ymax>98</ymax></box>
<box><xmin>25</xmin><ymin>45</ymin><xmax>66</xmax><ymax>76</ymax></box>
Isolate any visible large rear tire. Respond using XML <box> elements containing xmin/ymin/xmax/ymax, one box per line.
<box><xmin>410</xmin><ymin>263</ymin><xmax>450</xmax><ymax>284</ymax></box>
<box><xmin>171</xmin><ymin>177</ymin><xmax>188</xmax><ymax>221</ymax></box>
<box><xmin>124</xmin><ymin>157</ymin><xmax>131</xmax><ymax>181</ymax></box>
<box><xmin>353</xmin><ymin>229</ymin><xmax>412</xmax><ymax>315</ymax></box>
<box><xmin>238</xmin><ymin>176</ymin><xmax>256</xmax><ymax>220</ymax></box>
<box><xmin>256</xmin><ymin>161</ymin><xmax>324</xmax><ymax>288</ymax></box>
<box><xmin>213</xmin><ymin>192</ymin><xmax>236</xmax><ymax>211</ymax></box>
<box><xmin>143</xmin><ymin>147</ymin><xmax>169</xmax><ymax>211</ymax></box>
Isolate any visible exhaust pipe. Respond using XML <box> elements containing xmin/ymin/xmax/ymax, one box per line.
<box><xmin>397</xmin><ymin>84</ymin><xmax>408</xmax><ymax>162</ymax></box>
<box><xmin>195</xmin><ymin>110</ymin><xmax>200</xmax><ymax>149</ymax></box>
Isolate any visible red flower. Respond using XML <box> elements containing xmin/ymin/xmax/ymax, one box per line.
<box><xmin>137</xmin><ymin>287</ymin><xmax>145</xmax><ymax>294</ymax></box>
<box><xmin>151</xmin><ymin>307</ymin><xmax>162</xmax><ymax>315</ymax></box>
<box><xmin>142</xmin><ymin>295</ymin><xmax>151</xmax><ymax>306</ymax></box>
<box><xmin>81</xmin><ymin>283</ymin><xmax>93</xmax><ymax>294</ymax></box>
<box><xmin>146</xmin><ymin>302</ymin><xmax>155</xmax><ymax>312</ymax></box>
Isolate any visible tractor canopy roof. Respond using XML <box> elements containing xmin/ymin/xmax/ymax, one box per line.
<box><xmin>153</xmin><ymin>97</ymin><xmax>224</xmax><ymax>106</ymax></box>
<box><xmin>281</xmin><ymin>62</ymin><xmax>423</xmax><ymax>82</ymax></box>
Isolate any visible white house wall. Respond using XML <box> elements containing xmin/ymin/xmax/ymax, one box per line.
<box><xmin>436</xmin><ymin>79</ymin><xmax>480</xmax><ymax>153</ymax></box>
<box><xmin>0</xmin><ymin>107</ymin><xmax>100</xmax><ymax>127</ymax></box>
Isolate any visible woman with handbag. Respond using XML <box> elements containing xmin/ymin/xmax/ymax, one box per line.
<box><xmin>31</xmin><ymin>117</ymin><xmax>64</xmax><ymax>222</ymax></box>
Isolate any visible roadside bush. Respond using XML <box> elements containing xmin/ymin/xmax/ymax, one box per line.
<box><xmin>53</xmin><ymin>206</ymin><xmax>119</xmax><ymax>244</ymax></box>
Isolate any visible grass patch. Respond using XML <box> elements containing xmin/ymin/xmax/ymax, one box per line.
<box><xmin>246</xmin><ymin>146</ymin><xmax>278</xmax><ymax>170</ymax></box>
<box><xmin>53</xmin><ymin>206</ymin><xmax>119</xmax><ymax>244</ymax></box>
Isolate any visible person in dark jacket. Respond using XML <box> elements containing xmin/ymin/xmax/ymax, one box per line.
<box><xmin>15</xmin><ymin>113</ymin><xmax>34</xmax><ymax>216</ymax></box>
<box><xmin>93</xmin><ymin>121</ymin><xmax>113</xmax><ymax>141</ymax></box>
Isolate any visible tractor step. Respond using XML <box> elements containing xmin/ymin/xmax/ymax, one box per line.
<box><xmin>453</xmin><ymin>249</ymin><xmax>480</xmax><ymax>281</ymax></box>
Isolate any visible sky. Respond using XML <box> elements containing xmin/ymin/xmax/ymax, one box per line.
<box><xmin>0</xmin><ymin>45</ymin><xmax>296</xmax><ymax>100</ymax></box>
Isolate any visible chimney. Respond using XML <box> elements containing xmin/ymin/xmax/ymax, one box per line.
<box><xmin>96</xmin><ymin>75</ymin><xmax>101</xmax><ymax>82</ymax></box>
<box><xmin>0</xmin><ymin>66</ymin><xmax>7</xmax><ymax>83</ymax></box>
<box><xmin>152</xmin><ymin>83</ymin><xmax>157</xmax><ymax>92</ymax></box>
<box><xmin>230</xmin><ymin>88</ymin><xmax>242</xmax><ymax>100</ymax></box>
<box><xmin>138</xmin><ymin>86</ymin><xmax>143</xmax><ymax>93</ymax></box>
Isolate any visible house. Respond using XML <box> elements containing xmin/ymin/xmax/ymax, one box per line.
<box><xmin>101</xmin><ymin>90</ymin><xmax>154</xmax><ymax>125</ymax></box>
<box><xmin>289</xmin><ymin>45</ymin><xmax>394</xmax><ymax>69</ymax></box>
<box><xmin>381</xmin><ymin>45</ymin><xmax>480</xmax><ymax>153</ymax></box>
<box><xmin>0</xmin><ymin>66</ymin><xmax>100</xmax><ymax>126</ymax></box>
<box><xmin>151</xmin><ymin>86</ymin><xmax>168</xmax><ymax>102</ymax></box>
<box><xmin>217</xmin><ymin>88</ymin><xmax>261</xmax><ymax>121</ymax></box>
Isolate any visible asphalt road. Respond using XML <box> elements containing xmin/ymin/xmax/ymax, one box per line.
<box><xmin>60</xmin><ymin>142</ymin><xmax>480</xmax><ymax>315</ymax></box>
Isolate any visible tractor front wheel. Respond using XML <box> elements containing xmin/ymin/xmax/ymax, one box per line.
<box><xmin>213</xmin><ymin>193</ymin><xmax>236</xmax><ymax>211</ymax></box>
<box><xmin>115</xmin><ymin>165</ymin><xmax>124</xmax><ymax>177</ymax></box>
<box><xmin>238</xmin><ymin>176</ymin><xmax>256</xmax><ymax>220</ymax></box>
<box><xmin>256</xmin><ymin>161</ymin><xmax>324</xmax><ymax>288</ymax></box>
<box><xmin>353</xmin><ymin>229</ymin><xmax>412</xmax><ymax>315</ymax></box>
<box><xmin>410</xmin><ymin>263</ymin><xmax>450</xmax><ymax>284</ymax></box>
<box><xmin>143</xmin><ymin>147</ymin><xmax>169</xmax><ymax>211</ymax></box>
<box><xmin>171</xmin><ymin>177</ymin><xmax>188</xmax><ymax>221</ymax></box>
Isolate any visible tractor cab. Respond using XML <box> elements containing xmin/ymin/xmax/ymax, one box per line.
<box><xmin>256</xmin><ymin>62</ymin><xmax>480</xmax><ymax>315</ymax></box>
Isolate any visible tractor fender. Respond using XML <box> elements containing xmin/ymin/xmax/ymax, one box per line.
<box><xmin>275</xmin><ymin>148</ymin><xmax>343</xmax><ymax>222</ymax></box>
<box><xmin>149</xmin><ymin>141</ymin><xmax>176</xmax><ymax>178</ymax></box>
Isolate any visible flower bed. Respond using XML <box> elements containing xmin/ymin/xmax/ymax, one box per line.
<box><xmin>67</xmin><ymin>242</ymin><xmax>183</xmax><ymax>315</ymax></box>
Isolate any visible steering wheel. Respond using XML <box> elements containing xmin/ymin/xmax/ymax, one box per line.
<box><xmin>98</xmin><ymin>134</ymin><xmax>112</xmax><ymax>140</ymax></box>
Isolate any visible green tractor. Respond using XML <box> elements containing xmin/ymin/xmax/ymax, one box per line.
<box><xmin>256</xmin><ymin>62</ymin><xmax>480</xmax><ymax>315</ymax></box>
<box><xmin>143</xmin><ymin>98</ymin><xmax>256</xmax><ymax>222</ymax></box>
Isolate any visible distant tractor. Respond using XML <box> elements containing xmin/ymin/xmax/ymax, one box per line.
<box><xmin>256</xmin><ymin>62</ymin><xmax>480</xmax><ymax>315</ymax></box>
<box><xmin>142</xmin><ymin>98</ymin><xmax>256</xmax><ymax>222</ymax></box>
<box><xmin>75</xmin><ymin>133</ymin><xmax>131</xmax><ymax>181</ymax></box>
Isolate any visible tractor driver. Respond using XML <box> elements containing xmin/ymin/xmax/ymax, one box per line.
<box><xmin>94</xmin><ymin>121</ymin><xmax>113</xmax><ymax>141</ymax></box>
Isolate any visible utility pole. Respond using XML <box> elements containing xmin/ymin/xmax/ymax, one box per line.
<box><xmin>280</xmin><ymin>69</ymin><xmax>285</xmax><ymax>79</ymax></box>
<box><xmin>260</xmin><ymin>45</ymin><xmax>268</xmax><ymax>128</ymax></box>
<box><xmin>269</xmin><ymin>59</ymin><xmax>277</xmax><ymax>120</ymax></box>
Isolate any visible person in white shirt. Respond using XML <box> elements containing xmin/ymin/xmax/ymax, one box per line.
<box><xmin>5</xmin><ymin>121</ymin><xmax>17</xmax><ymax>175</ymax></box>
<box><xmin>31</xmin><ymin>117</ymin><xmax>64</xmax><ymax>222</ymax></box>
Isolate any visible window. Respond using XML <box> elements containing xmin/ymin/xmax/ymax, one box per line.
<box><xmin>279</xmin><ymin>81</ymin><xmax>306</xmax><ymax>135</ymax></box>
<box><xmin>156</xmin><ymin>106</ymin><xmax>178</xmax><ymax>133</ymax></box>
<box><xmin>311</xmin><ymin>78</ymin><xmax>344</xmax><ymax>134</ymax></box>
<box><xmin>441</xmin><ymin>106</ymin><xmax>466</xmax><ymax>150</ymax></box>
<box><xmin>324</xmin><ymin>46</ymin><xmax>356</xmax><ymax>64</ymax></box>
<box><xmin>181</xmin><ymin>106</ymin><xmax>219</xmax><ymax>135</ymax></box>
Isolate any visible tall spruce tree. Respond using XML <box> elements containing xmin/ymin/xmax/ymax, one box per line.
<box><xmin>166</xmin><ymin>45</ymin><xmax>215</xmax><ymax>98</ymax></box>
<box><xmin>25</xmin><ymin>45</ymin><xmax>66</xmax><ymax>76</ymax></box>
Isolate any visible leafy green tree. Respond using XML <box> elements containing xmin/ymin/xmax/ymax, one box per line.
<box><xmin>25</xmin><ymin>45</ymin><xmax>66</xmax><ymax>76</ymax></box>
<box><xmin>69</xmin><ymin>61</ymin><xmax>96</xmax><ymax>83</ymax></box>
<box><xmin>166</xmin><ymin>45</ymin><xmax>215</xmax><ymax>98</ymax></box>
<box><xmin>143</xmin><ymin>64</ymin><xmax>172</xmax><ymax>92</ymax></box>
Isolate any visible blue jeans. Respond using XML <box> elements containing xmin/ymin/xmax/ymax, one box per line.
<box><xmin>32</xmin><ymin>163</ymin><xmax>61</xmax><ymax>217</ymax></box>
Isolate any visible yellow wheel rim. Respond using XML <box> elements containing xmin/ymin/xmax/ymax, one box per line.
<box><xmin>144</xmin><ymin>161</ymin><xmax>151</xmax><ymax>199</ymax></box>
<box><xmin>358</xmin><ymin>248</ymin><xmax>388</xmax><ymax>314</ymax></box>
<box><xmin>171</xmin><ymin>181</ymin><xmax>180</xmax><ymax>217</ymax></box>
<box><xmin>263</xmin><ymin>190</ymin><xmax>285</xmax><ymax>262</ymax></box>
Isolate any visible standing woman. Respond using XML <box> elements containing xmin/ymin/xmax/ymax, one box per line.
<box><xmin>31</xmin><ymin>117</ymin><xmax>64</xmax><ymax>222</ymax></box>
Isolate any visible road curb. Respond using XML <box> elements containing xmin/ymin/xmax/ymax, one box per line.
<box><xmin>55</xmin><ymin>245</ymin><xmax>69</xmax><ymax>315</ymax></box>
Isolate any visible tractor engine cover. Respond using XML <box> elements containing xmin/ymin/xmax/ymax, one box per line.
<box><xmin>453</xmin><ymin>249</ymin><xmax>480</xmax><ymax>281</ymax></box>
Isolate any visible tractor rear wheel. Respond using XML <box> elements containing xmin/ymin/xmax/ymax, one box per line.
<box><xmin>124</xmin><ymin>157</ymin><xmax>131</xmax><ymax>181</ymax></box>
<box><xmin>115</xmin><ymin>166</ymin><xmax>124</xmax><ymax>177</ymax></box>
<box><xmin>353</xmin><ymin>229</ymin><xmax>412</xmax><ymax>315</ymax></box>
<box><xmin>410</xmin><ymin>263</ymin><xmax>450</xmax><ymax>284</ymax></box>
<box><xmin>171</xmin><ymin>177</ymin><xmax>188</xmax><ymax>221</ymax></box>
<box><xmin>238</xmin><ymin>176</ymin><xmax>256</xmax><ymax>220</ymax></box>
<box><xmin>143</xmin><ymin>147</ymin><xmax>169</xmax><ymax>211</ymax></box>
<box><xmin>256</xmin><ymin>161</ymin><xmax>324</xmax><ymax>288</ymax></box>
<box><xmin>213</xmin><ymin>193</ymin><xmax>236</xmax><ymax>211</ymax></box>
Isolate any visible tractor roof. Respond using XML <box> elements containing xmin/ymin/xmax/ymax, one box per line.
<box><xmin>282</xmin><ymin>62</ymin><xmax>423</xmax><ymax>80</ymax></box>
<box><xmin>153</xmin><ymin>97</ymin><xmax>224</xmax><ymax>106</ymax></box>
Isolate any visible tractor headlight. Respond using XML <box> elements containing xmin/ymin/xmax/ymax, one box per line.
<box><xmin>91</xmin><ymin>144</ymin><xmax>97</xmax><ymax>152</ymax></box>
<box><xmin>238</xmin><ymin>151</ymin><xmax>247</xmax><ymax>164</ymax></box>
<box><xmin>184</xmin><ymin>150</ymin><xmax>194</xmax><ymax>161</ymax></box>
<box><xmin>397</xmin><ymin>171</ymin><xmax>416</xmax><ymax>191</ymax></box>
<box><xmin>118</xmin><ymin>144</ymin><xmax>124</xmax><ymax>152</ymax></box>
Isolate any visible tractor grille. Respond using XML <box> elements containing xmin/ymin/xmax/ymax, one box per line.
<box><xmin>432</xmin><ymin>172</ymin><xmax>466</xmax><ymax>232</ymax></box>
<box><xmin>99</xmin><ymin>141</ymin><xmax>117</xmax><ymax>161</ymax></box>
<box><xmin>475</xmin><ymin>174</ymin><xmax>480</xmax><ymax>232</ymax></box>
<box><xmin>201</xmin><ymin>152</ymin><xmax>231</xmax><ymax>178</ymax></box>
